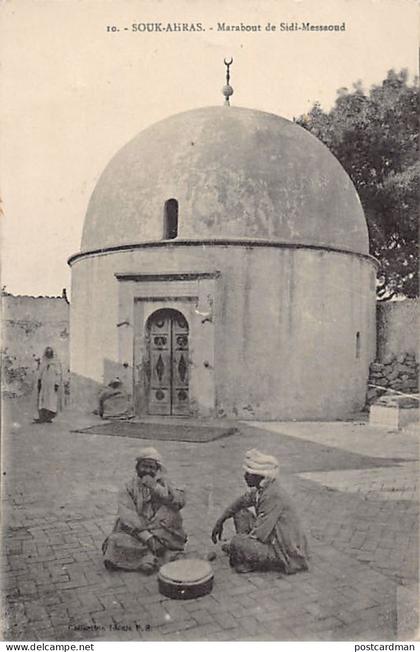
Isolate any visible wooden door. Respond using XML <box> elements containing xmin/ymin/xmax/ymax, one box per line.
<box><xmin>147</xmin><ymin>310</ymin><xmax>189</xmax><ymax>416</ymax></box>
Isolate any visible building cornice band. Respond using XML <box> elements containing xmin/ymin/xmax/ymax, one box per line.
<box><xmin>68</xmin><ymin>239</ymin><xmax>378</xmax><ymax>268</ymax></box>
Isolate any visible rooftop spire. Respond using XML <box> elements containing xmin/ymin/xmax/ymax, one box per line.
<box><xmin>222</xmin><ymin>57</ymin><xmax>234</xmax><ymax>106</ymax></box>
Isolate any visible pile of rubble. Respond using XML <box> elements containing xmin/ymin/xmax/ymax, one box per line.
<box><xmin>366</xmin><ymin>352</ymin><xmax>419</xmax><ymax>405</ymax></box>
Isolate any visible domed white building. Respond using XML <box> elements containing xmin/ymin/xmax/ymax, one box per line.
<box><xmin>69</xmin><ymin>104</ymin><xmax>377</xmax><ymax>420</ymax></box>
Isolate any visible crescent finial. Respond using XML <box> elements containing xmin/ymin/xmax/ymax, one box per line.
<box><xmin>222</xmin><ymin>57</ymin><xmax>234</xmax><ymax>106</ymax></box>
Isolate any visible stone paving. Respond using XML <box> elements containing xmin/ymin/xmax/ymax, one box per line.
<box><xmin>1</xmin><ymin>399</ymin><xmax>419</xmax><ymax>641</ymax></box>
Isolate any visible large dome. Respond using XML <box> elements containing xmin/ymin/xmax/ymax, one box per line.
<box><xmin>81</xmin><ymin>106</ymin><xmax>368</xmax><ymax>255</ymax></box>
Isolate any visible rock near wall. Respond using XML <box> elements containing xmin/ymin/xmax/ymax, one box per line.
<box><xmin>366</xmin><ymin>352</ymin><xmax>419</xmax><ymax>406</ymax></box>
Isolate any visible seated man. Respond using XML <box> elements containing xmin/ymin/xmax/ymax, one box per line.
<box><xmin>102</xmin><ymin>447</ymin><xmax>187</xmax><ymax>573</ymax></box>
<box><xmin>97</xmin><ymin>377</ymin><xmax>133</xmax><ymax>420</ymax></box>
<box><xmin>211</xmin><ymin>449</ymin><xmax>309</xmax><ymax>574</ymax></box>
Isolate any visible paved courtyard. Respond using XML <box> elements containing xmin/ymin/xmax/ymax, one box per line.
<box><xmin>1</xmin><ymin>398</ymin><xmax>419</xmax><ymax>641</ymax></box>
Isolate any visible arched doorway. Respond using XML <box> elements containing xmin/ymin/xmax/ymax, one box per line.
<box><xmin>145</xmin><ymin>308</ymin><xmax>189</xmax><ymax>416</ymax></box>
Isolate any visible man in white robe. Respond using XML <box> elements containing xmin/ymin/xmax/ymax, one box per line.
<box><xmin>34</xmin><ymin>347</ymin><xmax>62</xmax><ymax>423</ymax></box>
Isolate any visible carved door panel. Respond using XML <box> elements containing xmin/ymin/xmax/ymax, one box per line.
<box><xmin>148</xmin><ymin>314</ymin><xmax>172</xmax><ymax>416</ymax></box>
<box><xmin>171</xmin><ymin>314</ymin><xmax>189</xmax><ymax>416</ymax></box>
<box><xmin>147</xmin><ymin>310</ymin><xmax>189</xmax><ymax>416</ymax></box>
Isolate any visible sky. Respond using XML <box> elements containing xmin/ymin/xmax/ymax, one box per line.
<box><xmin>1</xmin><ymin>0</ymin><xmax>418</xmax><ymax>297</ymax></box>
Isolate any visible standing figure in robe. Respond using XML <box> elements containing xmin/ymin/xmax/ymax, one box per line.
<box><xmin>211</xmin><ymin>448</ymin><xmax>309</xmax><ymax>574</ymax></box>
<box><xmin>34</xmin><ymin>346</ymin><xmax>62</xmax><ymax>424</ymax></box>
<box><xmin>102</xmin><ymin>447</ymin><xmax>187</xmax><ymax>573</ymax></box>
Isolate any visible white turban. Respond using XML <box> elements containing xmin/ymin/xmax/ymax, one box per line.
<box><xmin>136</xmin><ymin>447</ymin><xmax>163</xmax><ymax>466</ymax></box>
<box><xmin>243</xmin><ymin>448</ymin><xmax>279</xmax><ymax>479</ymax></box>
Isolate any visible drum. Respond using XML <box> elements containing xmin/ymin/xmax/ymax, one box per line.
<box><xmin>158</xmin><ymin>559</ymin><xmax>214</xmax><ymax>600</ymax></box>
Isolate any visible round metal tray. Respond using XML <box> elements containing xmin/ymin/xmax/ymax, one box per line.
<box><xmin>158</xmin><ymin>559</ymin><xmax>214</xmax><ymax>600</ymax></box>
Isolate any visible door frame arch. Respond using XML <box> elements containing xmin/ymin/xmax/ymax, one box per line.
<box><xmin>115</xmin><ymin>271</ymin><xmax>218</xmax><ymax>418</ymax></box>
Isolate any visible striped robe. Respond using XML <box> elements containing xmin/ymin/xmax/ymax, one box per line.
<box><xmin>103</xmin><ymin>473</ymin><xmax>187</xmax><ymax>570</ymax></box>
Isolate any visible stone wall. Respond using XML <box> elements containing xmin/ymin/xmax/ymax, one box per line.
<box><xmin>366</xmin><ymin>353</ymin><xmax>419</xmax><ymax>405</ymax></box>
<box><xmin>366</xmin><ymin>299</ymin><xmax>419</xmax><ymax>406</ymax></box>
<box><xmin>1</xmin><ymin>293</ymin><xmax>70</xmax><ymax>397</ymax></box>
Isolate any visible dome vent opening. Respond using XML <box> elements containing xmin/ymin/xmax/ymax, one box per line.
<box><xmin>164</xmin><ymin>199</ymin><xmax>178</xmax><ymax>240</ymax></box>
<box><xmin>356</xmin><ymin>331</ymin><xmax>361</xmax><ymax>358</ymax></box>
